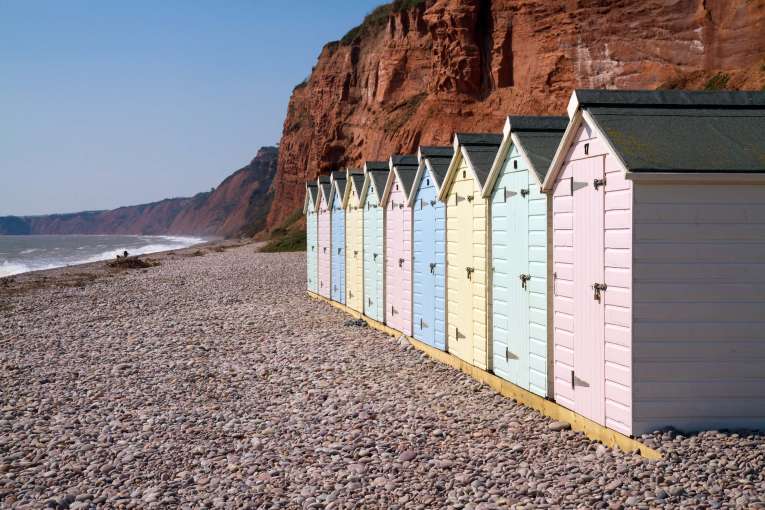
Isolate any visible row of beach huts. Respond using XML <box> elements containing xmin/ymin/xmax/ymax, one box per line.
<box><xmin>303</xmin><ymin>89</ymin><xmax>765</xmax><ymax>438</ymax></box>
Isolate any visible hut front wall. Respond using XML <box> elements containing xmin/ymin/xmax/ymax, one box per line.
<box><xmin>384</xmin><ymin>181</ymin><xmax>412</xmax><ymax>336</ymax></box>
<box><xmin>345</xmin><ymin>192</ymin><xmax>364</xmax><ymax>313</ymax></box>
<box><xmin>551</xmin><ymin>120</ymin><xmax>633</xmax><ymax>436</ymax></box>
<box><xmin>306</xmin><ymin>199</ymin><xmax>318</xmax><ymax>293</ymax></box>
<box><xmin>363</xmin><ymin>188</ymin><xmax>385</xmax><ymax>322</ymax></box>
<box><xmin>412</xmin><ymin>173</ymin><xmax>446</xmax><ymax>350</ymax></box>
<box><xmin>318</xmin><ymin>194</ymin><xmax>332</xmax><ymax>299</ymax></box>
<box><xmin>331</xmin><ymin>191</ymin><xmax>346</xmax><ymax>304</ymax></box>
<box><xmin>632</xmin><ymin>182</ymin><xmax>765</xmax><ymax>434</ymax></box>
<box><xmin>490</xmin><ymin>144</ymin><xmax>549</xmax><ymax>398</ymax></box>
<box><xmin>446</xmin><ymin>157</ymin><xmax>490</xmax><ymax>370</ymax></box>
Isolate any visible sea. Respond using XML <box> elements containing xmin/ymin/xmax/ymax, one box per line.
<box><xmin>0</xmin><ymin>235</ymin><xmax>207</xmax><ymax>278</ymax></box>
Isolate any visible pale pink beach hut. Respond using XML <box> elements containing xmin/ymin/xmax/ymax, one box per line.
<box><xmin>542</xmin><ymin>89</ymin><xmax>765</xmax><ymax>435</ymax></box>
<box><xmin>381</xmin><ymin>155</ymin><xmax>419</xmax><ymax>336</ymax></box>
<box><xmin>317</xmin><ymin>175</ymin><xmax>332</xmax><ymax>299</ymax></box>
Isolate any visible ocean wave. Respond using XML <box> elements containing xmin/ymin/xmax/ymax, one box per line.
<box><xmin>0</xmin><ymin>236</ymin><xmax>205</xmax><ymax>278</ymax></box>
<box><xmin>20</xmin><ymin>248</ymin><xmax>42</xmax><ymax>255</ymax></box>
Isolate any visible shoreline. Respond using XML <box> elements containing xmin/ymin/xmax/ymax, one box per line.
<box><xmin>0</xmin><ymin>237</ymin><xmax>255</xmax><ymax>301</ymax></box>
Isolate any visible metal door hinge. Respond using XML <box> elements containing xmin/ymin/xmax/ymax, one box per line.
<box><xmin>592</xmin><ymin>282</ymin><xmax>607</xmax><ymax>301</ymax></box>
<box><xmin>571</xmin><ymin>370</ymin><xmax>575</xmax><ymax>390</ymax></box>
<box><xmin>519</xmin><ymin>273</ymin><xmax>531</xmax><ymax>289</ymax></box>
<box><xmin>505</xmin><ymin>346</ymin><xmax>509</xmax><ymax>362</ymax></box>
<box><xmin>520</xmin><ymin>188</ymin><xmax>529</xmax><ymax>198</ymax></box>
<box><xmin>593</xmin><ymin>178</ymin><xmax>606</xmax><ymax>190</ymax></box>
<box><xmin>466</xmin><ymin>267</ymin><xmax>475</xmax><ymax>280</ymax></box>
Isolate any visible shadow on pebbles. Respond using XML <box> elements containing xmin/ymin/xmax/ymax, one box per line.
<box><xmin>0</xmin><ymin>249</ymin><xmax>763</xmax><ymax>509</ymax></box>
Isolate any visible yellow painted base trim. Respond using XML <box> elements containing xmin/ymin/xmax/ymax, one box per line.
<box><xmin>306</xmin><ymin>291</ymin><xmax>661</xmax><ymax>460</ymax></box>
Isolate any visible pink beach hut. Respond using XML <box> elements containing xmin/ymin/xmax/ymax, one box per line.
<box><xmin>382</xmin><ymin>155</ymin><xmax>419</xmax><ymax>336</ymax></box>
<box><xmin>542</xmin><ymin>89</ymin><xmax>765</xmax><ymax>435</ymax></box>
<box><xmin>317</xmin><ymin>175</ymin><xmax>332</xmax><ymax>299</ymax></box>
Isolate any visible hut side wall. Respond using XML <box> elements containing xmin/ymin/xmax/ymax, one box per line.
<box><xmin>632</xmin><ymin>182</ymin><xmax>765</xmax><ymax>434</ymax></box>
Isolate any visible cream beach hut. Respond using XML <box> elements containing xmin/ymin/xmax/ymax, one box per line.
<box><xmin>542</xmin><ymin>89</ymin><xmax>765</xmax><ymax>435</ymax></box>
<box><xmin>344</xmin><ymin>169</ymin><xmax>365</xmax><ymax>312</ymax></box>
<box><xmin>438</xmin><ymin>133</ymin><xmax>503</xmax><ymax>370</ymax></box>
<box><xmin>330</xmin><ymin>170</ymin><xmax>347</xmax><ymax>304</ymax></box>
<box><xmin>482</xmin><ymin>116</ymin><xmax>567</xmax><ymax>398</ymax></box>
<box><xmin>409</xmin><ymin>146</ymin><xmax>453</xmax><ymax>350</ymax></box>
<box><xmin>304</xmin><ymin>182</ymin><xmax>319</xmax><ymax>293</ymax></box>
<box><xmin>361</xmin><ymin>162</ymin><xmax>389</xmax><ymax>323</ymax></box>
<box><xmin>316</xmin><ymin>175</ymin><xmax>332</xmax><ymax>299</ymax></box>
<box><xmin>382</xmin><ymin>154</ymin><xmax>419</xmax><ymax>336</ymax></box>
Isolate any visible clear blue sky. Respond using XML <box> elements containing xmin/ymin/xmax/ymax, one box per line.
<box><xmin>1</xmin><ymin>0</ymin><xmax>381</xmax><ymax>216</ymax></box>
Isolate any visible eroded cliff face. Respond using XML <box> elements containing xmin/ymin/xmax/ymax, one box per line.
<box><xmin>0</xmin><ymin>146</ymin><xmax>278</xmax><ymax>238</ymax></box>
<box><xmin>267</xmin><ymin>0</ymin><xmax>765</xmax><ymax>230</ymax></box>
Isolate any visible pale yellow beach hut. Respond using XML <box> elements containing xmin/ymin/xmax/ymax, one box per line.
<box><xmin>438</xmin><ymin>133</ymin><xmax>502</xmax><ymax>370</ymax></box>
<box><xmin>343</xmin><ymin>168</ymin><xmax>365</xmax><ymax>313</ymax></box>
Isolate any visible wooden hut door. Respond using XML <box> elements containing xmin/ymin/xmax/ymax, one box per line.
<box><xmin>572</xmin><ymin>156</ymin><xmax>606</xmax><ymax>425</ymax></box>
<box><xmin>508</xmin><ymin>169</ymin><xmax>530</xmax><ymax>389</ymax></box>
<box><xmin>419</xmin><ymin>196</ymin><xmax>436</xmax><ymax>345</ymax></box>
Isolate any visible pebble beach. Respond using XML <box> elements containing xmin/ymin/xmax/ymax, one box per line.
<box><xmin>0</xmin><ymin>245</ymin><xmax>763</xmax><ymax>509</ymax></box>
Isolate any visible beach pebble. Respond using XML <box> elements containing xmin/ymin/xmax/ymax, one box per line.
<box><xmin>0</xmin><ymin>248</ymin><xmax>762</xmax><ymax>507</ymax></box>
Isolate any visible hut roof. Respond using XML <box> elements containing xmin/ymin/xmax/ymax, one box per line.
<box><xmin>509</xmin><ymin>116</ymin><xmax>568</xmax><ymax>182</ymax></box>
<box><xmin>456</xmin><ymin>133</ymin><xmax>503</xmax><ymax>188</ymax></box>
<box><xmin>419</xmin><ymin>146</ymin><xmax>454</xmax><ymax>190</ymax></box>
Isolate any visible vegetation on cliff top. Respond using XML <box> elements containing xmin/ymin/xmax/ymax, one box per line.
<box><xmin>340</xmin><ymin>0</ymin><xmax>426</xmax><ymax>45</ymax></box>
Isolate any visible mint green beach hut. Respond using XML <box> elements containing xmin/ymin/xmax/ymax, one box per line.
<box><xmin>482</xmin><ymin>116</ymin><xmax>567</xmax><ymax>398</ymax></box>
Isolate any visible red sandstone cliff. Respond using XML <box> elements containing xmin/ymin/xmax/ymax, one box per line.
<box><xmin>0</xmin><ymin>147</ymin><xmax>278</xmax><ymax>238</ymax></box>
<box><xmin>267</xmin><ymin>0</ymin><xmax>765</xmax><ymax>230</ymax></box>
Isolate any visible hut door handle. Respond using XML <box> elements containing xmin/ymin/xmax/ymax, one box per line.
<box><xmin>323</xmin><ymin>247</ymin><xmax>327</xmax><ymax>253</ymax></box>
<box><xmin>466</xmin><ymin>267</ymin><xmax>475</xmax><ymax>280</ymax></box>
<box><xmin>592</xmin><ymin>283</ymin><xmax>607</xmax><ymax>301</ymax></box>
<box><xmin>593</xmin><ymin>178</ymin><xmax>606</xmax><ymax>190</ymax></box>
<box><xmin>373</xmin><ymin>253</ymin><xmax>378</xmax><ymax>260</ymax></box>
<box><xmin>520</xmin><ymin>188</ymin><xmax>529</xmax><ymax>198</ymax></box>
<box><xmin>519</xmin><ymin>273</ymin><xmax>531</xmax><ymax>289</ymax></box>
<box><xmin>429</xmin><ymin>263</ymin><xmax>436</xmax><ymax>273</ymax></box>
<box><xmin>337</xmin><ymin>248</ymin><xmax>342</xmax><ymax>255</ymax></box>
<box><xmin>430</xmin><ymin>200</ymin><xmax>436</xmax><ymax>206</ymax></box>
<box><xmin>398</xmin><ymin>258</ymin><xmax>404</xmax><ymax>267</ymax></box>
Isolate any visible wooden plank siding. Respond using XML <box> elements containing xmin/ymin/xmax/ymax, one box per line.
<box><xmin>384</xmin><ymin>178</ymin><xmax>412</xmax><ymax>336</ymax></box>
<box><xmin>446</xmin><ymin>156</ymin><xmax>490</xmax><ymax>370</ymax></box>
<box><xmin>552</xmin><ymin>121</ymin><xmax>633</xmax><ymax>436</ymax></box>
<box><xmin>345</xmin><ymin>184</ymin><xmax>364</xmax><ymax>313</ymax></box>
<box><xmin>317</xmin><ymin>188</ymin><xmax>332</xmax><ymax>299</ymax></box>
<box><xmin>306</xmin><ymin>193</ymin><xmax>318</xmax><ymax>293</ymax></box>
<box><xmin>632</xmin><ymin>182</ymin><xmax>765</xmax><ymax>434</ymax></box>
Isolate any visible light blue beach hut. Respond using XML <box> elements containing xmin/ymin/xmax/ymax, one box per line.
<box><xmin>330</xmin><ymin>170</ymin><xmax>347</xmax><ymax>304</ymax></box>
<box><xmin>361</xmin><ymin>161</ymin><xmax>389</xmax><ymax>322</ymax></box>
<box><xmin>482</xmin><ymin>116</ymin><xmax>567</xmax><ymax>397</ymax></box>
<box><xmin>408</xmin><ymin>146</ymin><xmax>453</xmax><ymax>350</ymax></box>
<box><xmin>304</xmin><ymin>182</ymin><xmax>319</xmax><ymax>293</ymax></box>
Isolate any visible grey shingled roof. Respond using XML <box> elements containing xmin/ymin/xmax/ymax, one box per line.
<box><xmin>306</xmin><ymin>183</ymin><xmax>318</xmax><ymax>205</ymax></box>
<box><xmin>508</xmin><ymin>116</ymin><xmax>568</xmax><ymax>182</ymax></box>
<box><xmin>367</xmin><ymin>170</ymin><xmax>389</xmax><ymax>201</ymax></box>
<box><xmin>420</xmin><ymin>146</ymin><xmax>454</xmax><ymax>189</ymax></box>
<box><xmin>350</xmin><ymin>174</ymin><xmax>365</xmax><ymax>199</ymax></box>
<box><xmin>331</xmin><ymin>170</ymin><xmax>346</xmax><ymax>198</ymax></box>
<box><xmin>575</xmin><ymin>89</ymin><xmax>765</xmax><ymax>109</ymax></box>
<box><xmin>390</xmin><ymin>155</ymin><xmax>419</xmax><ymax>199</ymax></box>
<box><xmin>588</xmin><ymin>106</ymin><xmax>765</xmax><ymax>173</ymax></box>
<box><xmin>365</xmin><ymin>161</ymin><xmax>389</xmax><ymax>172</ymax></box>
<box><xmin>457</xmin><ymin>133</ymin><xmax>503</xmax><ymax>187</ymax></box>
<box><xmin>318</xmin><ymin>176</ymin><xmax>332</xmax><ymax>204</ymax></box>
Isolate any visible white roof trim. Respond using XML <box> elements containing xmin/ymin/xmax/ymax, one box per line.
<box><xmin>567</xmin><ymin>90</ymin><xmax>581</xmax><ymax>119</ymax></box>
<box><xmin>481</xmin><ymin>117</ymin><xmax>514</xmax><ymax>198</ymax></box>
<box><xmin>437</xmin><ymin>135</ymin><xmax>484</xmax><ymax>202</ymax></box>
<box><xmin>541</xmin><ymin>111</ymin><xmax>583</xmax><ymax>192</ymax></box>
